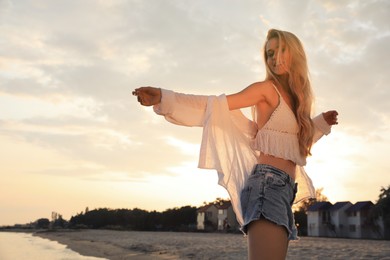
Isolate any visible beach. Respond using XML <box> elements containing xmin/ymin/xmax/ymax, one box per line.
<box><xmin>35</xmin><ymin>230</ymin><xmax>390</xmax><ymax>260</ymax></box>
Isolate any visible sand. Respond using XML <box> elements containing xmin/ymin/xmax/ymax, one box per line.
<box><xmin>34</xmin><ymin>230</ymin><xmax>390</xmax><ymax>260</ymax></box>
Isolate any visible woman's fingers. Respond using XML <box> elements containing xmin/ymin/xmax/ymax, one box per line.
<box><xmin>132</xmin><ymin>87</ymin><xmax>151</xmax><ymax>106</ymax></box>
<box><xmin>328</xmin><ymin>110</ymin><xmax>338</xmax><ymax>125</ymax></box>
<box><xmin>133</xmin><ymin>87</ymin><xmax>160</xmax><ymax>106</ymax></box>
<box><xmin>323</xmin><ymin>110</ymin><xmax>339</xmax><ymax>126</ymax></box>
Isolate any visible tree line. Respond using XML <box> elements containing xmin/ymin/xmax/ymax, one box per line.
<box><xmin>68</xmin><ymin>206</ymin><xmax>197</xmax><ymax>231</ymax></box>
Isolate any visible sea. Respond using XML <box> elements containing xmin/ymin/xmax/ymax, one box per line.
<box><xmin>0</xmin><ymin>232</ymin><xmax>107</xmax><ymax>260</ymax></box>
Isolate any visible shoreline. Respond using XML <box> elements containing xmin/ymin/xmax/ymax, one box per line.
<box><xmin>34</xmin><ymin>230</ymin><xmax>174</xmax><ymax>260</ymax></box>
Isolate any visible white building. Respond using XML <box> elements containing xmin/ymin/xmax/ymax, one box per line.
<box><xmin>307</xmin><ymin>201</ymin><xmax>332</xmax><ymax>237</ymax></box>
<box><xmin>215</xmin><ymin>201</ymin><xmax>238</xmax><ymax>231</ymax></box>
<box><xmin>197</xmin><ymin>203</ymin><xmax>218</xmax><ymax>231</ymax></box>
<box><xmin>329</xmin><ymin>201</ymin><xmax>353</xmax><ymax>238</ymax></box>
<box><xmin>346</xmin><ymin>201</ymin><xmax>380</xmax><ymax>239</ymax></box>
<box><xmin>197</xmin><ymin>200</ymin><xmax>239</xmax><ymax>232</ymax></box>
<box><xmin>307</xmin><ymin>201</ymin><xmax>384</xmax><ymax>239</ymax></box>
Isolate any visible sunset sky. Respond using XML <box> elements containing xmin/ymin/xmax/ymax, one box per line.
<box><xmin>1</xmin><ymin>0</ymin><xmax>389</xmax><ymax>226</ymax></box>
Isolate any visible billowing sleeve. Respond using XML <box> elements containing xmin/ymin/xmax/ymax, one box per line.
<box><xmin>198</xmin><ymin>95</ymin><xmax>258</xmax><ymax>225</ymax></box>
<box><xmin>153</xmin><ymin>89</ymin><xmax>258</xmax><ymax>225</ymax></box>
<box><xmin>153</xmin><ymin>89</ymin><xmax>210</xmax><ymax>127</ymax></box>
<box><xmin>312</xmin><ymin>113</ymin><xmax>332</xmax><ymax>143</ymax></box>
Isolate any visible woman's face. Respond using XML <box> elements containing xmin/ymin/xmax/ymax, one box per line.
<box><xmin>265</xmin><ymin>37</ymin><xmax>291</xmax><ymax>75</ymax></box>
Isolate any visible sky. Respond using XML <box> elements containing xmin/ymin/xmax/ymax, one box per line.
<box><xmin>0</xmin><ymin>0</ymin><xmax>389</xmax><ymax>226</ymax></box>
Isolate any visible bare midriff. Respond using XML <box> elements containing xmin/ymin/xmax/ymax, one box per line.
<box><xmin>258</xmin><ymin>153</ymin><xmax>296</xmax><ymax>180</ymax></box>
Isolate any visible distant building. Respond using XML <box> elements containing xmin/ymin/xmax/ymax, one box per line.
<box><xmin>329</xmin><ymin>201</ymin><xmax>353</xmax><ymax>238</ymax></box>
<box><xmin>197</xmin><ymin>200</ymin><xmax>239</xmax><ymax>232</ymax></box>
<box><xmin>346</xmin><ymin>201</ymin><xmax>382</xmax><ymax>239</ymax></box>
<box><xmin>307</xmin><ymin>201</ymin><xmax>384</xmax><ymax>239</ymax></box>
<box><xmin>197</xmin><ymin>203</ymin><xmax>218</xmax><ymax>231</ymax></box>
<box><xmin>307</xmin><ymin>201</ymin><xmax>333</xmax><ymax>237</ymax></box>
<box><xmin>215</xmin><ymin>201</ymin><xmax>239</xmax><ymax>231</ymax></box>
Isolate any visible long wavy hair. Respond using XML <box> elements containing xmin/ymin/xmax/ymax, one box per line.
<box><xmin>264</xmin><ymin>29</ymin><xmax>315</xmax><ymax>157</ymax></box>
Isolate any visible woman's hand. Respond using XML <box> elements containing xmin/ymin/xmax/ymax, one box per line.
<box><xmin>132</xmin><ymin>87</ymin><xmax>162</xmax><ymax>106</ymax></box>
<box><xmin>322</xmin><ymin>110</ymin><xmax>339</xmax><ymax>125</ymax></box>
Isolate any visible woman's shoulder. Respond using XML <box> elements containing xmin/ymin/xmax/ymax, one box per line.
<box><xmin>247</xmin><ymin>80</ymin><xmax>280</xmax><ymax>107</ymax></box>
<box><xmin>248</xmin><ymin>80</ymin><xmax>275</xmax><ymax>90</ymax></box>
<box><xmin>247</xmin><ymin>80</ymin><xmax>278</xmax><ymax>99</ymax></box>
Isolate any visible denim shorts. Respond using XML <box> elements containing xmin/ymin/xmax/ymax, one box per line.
<box><xmin>240</xmin><ymin>164</ymin><xmax>298</xmax><ymax>240</ymax></box>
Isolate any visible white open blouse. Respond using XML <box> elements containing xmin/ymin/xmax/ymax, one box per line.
<box><xmin>153</xmin><ymin>89</ymin><xmax>332</xmax><ymax>225</ymax></box>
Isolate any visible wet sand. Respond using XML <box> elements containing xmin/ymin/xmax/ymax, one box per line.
<box><xmin>35</xmin><ymin>230</ymin><xmax>390</xmax><ymax>259</ymax></box>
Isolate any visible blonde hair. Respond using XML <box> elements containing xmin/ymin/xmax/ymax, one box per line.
<box><xmin>264</xmin><ymin>29</ymin><xmax>315</xmax><ymax>157</ymax></box>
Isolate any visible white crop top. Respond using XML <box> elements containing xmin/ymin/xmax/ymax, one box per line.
<box><xmin>252</xmin><ymin>84</ymin><xmax>306</xmax><ymax>165</ymax></box>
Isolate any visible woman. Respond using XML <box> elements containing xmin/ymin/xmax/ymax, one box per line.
<box><xmin>133</xmin><ymin>29</ymin><xmax>338</xmax><ymax>260</ymax></box>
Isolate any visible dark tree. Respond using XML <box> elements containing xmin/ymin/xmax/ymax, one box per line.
<box><xmin>53</xmin><ymin>214</ymin><xmax>66</xmax><ymax>228</ymax></box>
<box><xmin>370</xmin><ymin>185</ymin><xmax>390</xmax><ymax>239</ymax></box>
<box><xmin>35</xmin><ymin>218</ymin><xmax>50</xmax><ymax>229</ymax></box>
<box><xmin>69</xmin><ymin>206</ymin><xmax>197</xmax><ymax>231</ymax></box>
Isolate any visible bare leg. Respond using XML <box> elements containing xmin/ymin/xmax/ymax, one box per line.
<box><xmin>247</xmin><ymin>218</ymin><xmax>289</xmax><ymax>260</ymax></box>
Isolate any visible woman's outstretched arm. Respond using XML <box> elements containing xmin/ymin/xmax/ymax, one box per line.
<box><xmin>133</xmin><ymin>81</ymin><xmax>271</xmax><ymax>110</ymax></box>
<box><xmin>226</xmin><ymin>81</ymin><xmax>270</xmax><ymax>110</ymax></box>
<box><xmin>133</xmin><ymin>86</ymin><xmax>209</xmax><ymax>126</ymax></box>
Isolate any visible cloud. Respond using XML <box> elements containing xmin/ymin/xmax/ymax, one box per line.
<box><xmin>1</xmin><ymin>0</ymin><xmax>388</xmax><ymax>148</ymax></box>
